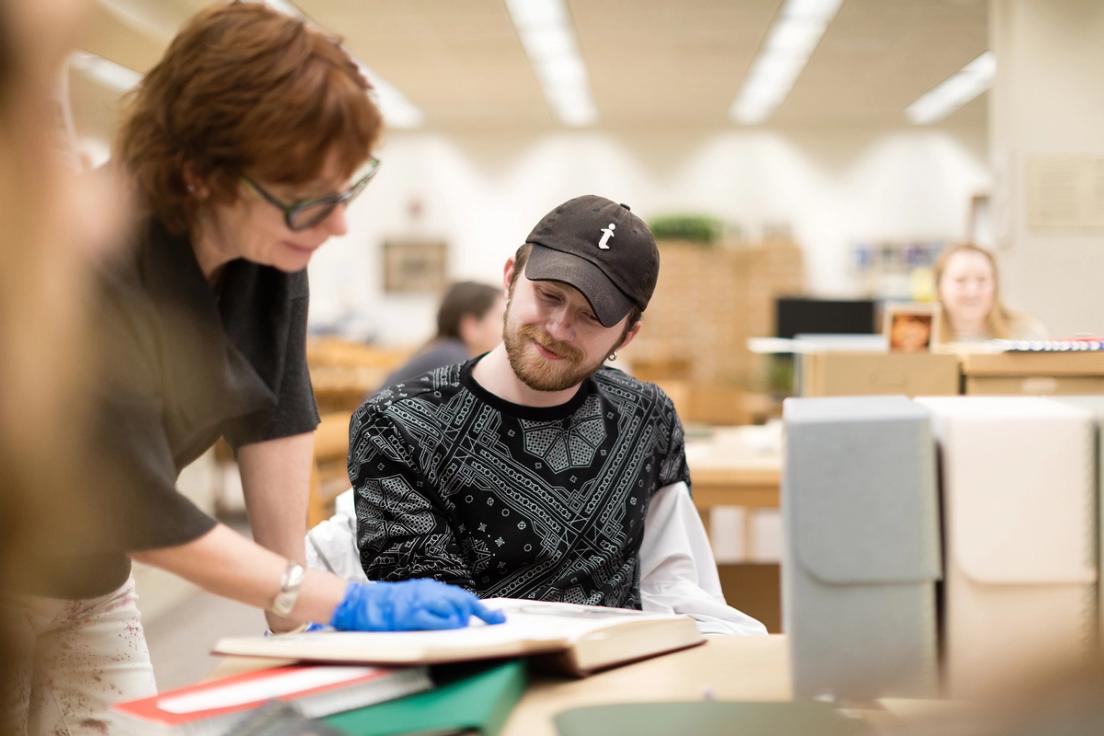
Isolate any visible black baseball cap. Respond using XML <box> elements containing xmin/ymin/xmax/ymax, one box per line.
<box><xmin>523</xmin><ymin>195</ymin><xmax>659</xmax><ymax>327</ymax></box>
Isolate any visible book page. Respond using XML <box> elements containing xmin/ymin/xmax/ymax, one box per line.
<box><xmin>484</xmin><ymin>598</ymin><xmax>679</xmax><ymax>638</ymax></box>
<box><xmin>215</xmin><ymin>599</ymin><xmax>691</xmax><ymax>662</ymax></box>
<box><xmin>276</xmin><ymin>600</ymin><xmax>674</xmax><ymax>649</ymax></box>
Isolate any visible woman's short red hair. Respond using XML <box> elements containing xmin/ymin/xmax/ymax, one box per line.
<box><xmin>116</xmin><ymin>2</ymin><xmax>382</xmax><ymax>233</ymax></box>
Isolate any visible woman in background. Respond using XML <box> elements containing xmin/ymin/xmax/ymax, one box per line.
<box><xmin>379</xmin><ymin>281</ymin><xmax>505</xmax><ymax>389</ymax></box>
<box><xmin>934</xmin><ymin>243</ymin><xmax>1047</xmax><ymax>344</ymax></box>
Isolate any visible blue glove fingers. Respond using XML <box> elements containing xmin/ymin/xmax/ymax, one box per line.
<box><xmin>417</xmin><ymin>582</ymin><xmax>504</xmax><ymax>626</ymax></box>
<box><xmin>330</xmin><ymin>579</ymin><xmax>500</xmax><ymax>632</ymax></box>
<box><xmin>408</xmin><ymin>608</ymin><xmax>467</xmax><ymax>630</ymax></box>
<box><xmin>470</xmin><ymin>600</ymin><xmax>507</xmax><ymax>626</ymax></box>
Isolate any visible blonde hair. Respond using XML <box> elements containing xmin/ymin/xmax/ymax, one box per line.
<box><xmin>933</xmin><ymin>243</ymin><xmax>1013</xmax><ymax>342</ymax></box>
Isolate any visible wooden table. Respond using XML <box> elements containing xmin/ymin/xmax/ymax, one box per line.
<box><xmin>212</xmin><ymin>635</ymin><xmax>791</xmax><ymax>736</ymax></box>
<box><xmin>684</xmin><ymin>426</ymin><xmax>784</xmax><ymax>631</ymax></box>
<box><xmin>501</xmin><ymin>635</ymin><xmax>789</xmax><ymax>736</ymax></box>
<box><xmin>685</xmin><ymin>425</ymin><xmax>782</xmax><ymax>550</ymax></box>
<box><xmin>685</xmin><ymin>426</ymin><xmax>782</xmax><ymax>511</ymax></box>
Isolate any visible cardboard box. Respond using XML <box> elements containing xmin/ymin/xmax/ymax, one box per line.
<box><xmin>961</xmin><ymin>352</ymin><xmax>1104</xmax><ymax>395</ymax></box>
<box><xmin>783</xmin><ymin>396</ymin><xmax>942</xmax><ymax>699</ymax></box>
<box><xmin>798</xmin><ymin>351</ymin><xmax>960</xmax><ymax>397</ymax></box>
<box><xmin>915</xmin><ymin>396</ymin><xmax>1097</xmax><ymax>696</ymax></box>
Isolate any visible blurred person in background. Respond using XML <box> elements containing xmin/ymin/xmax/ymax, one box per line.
<box><xmin>378</xmin><ymin>280</ymin><xmax>505</xmax><ymax>390</ymax></box>
<box><xmin>935</xmin><ymin>243</ymin><xmax>1047</xmax><ymax>344</ymax></box>
<box><xmin>5</xmin><ymin>4</ymin><xmax>499</xmax><ymax>734</ymax></box>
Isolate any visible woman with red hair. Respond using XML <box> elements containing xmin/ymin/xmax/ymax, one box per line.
<box><xmin>7</xmin><ymin>4</ymin><xmax>499</xmax><ymax>733</ymax></box>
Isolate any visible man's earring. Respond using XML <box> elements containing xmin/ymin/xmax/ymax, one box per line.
<box><xmin>607</xmin><ymin>352</ymin><xmax>617</xmax><ymax>362</ymax></box>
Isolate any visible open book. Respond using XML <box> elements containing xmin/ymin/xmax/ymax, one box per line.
<box><xmin>213</xmin><ymin>598</ymin><xmax>704</xmax><ymax>676</ymax></box>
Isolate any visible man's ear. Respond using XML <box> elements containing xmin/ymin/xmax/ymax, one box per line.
<box><xmin>502</xmin><ymin>258</ymin><xmax>515</xmax><ymax>298</ymax></box>
<box><xmin>615</xmin><ymin>319</ymin><xmax>643</xmax><ymax>352</ymax></box>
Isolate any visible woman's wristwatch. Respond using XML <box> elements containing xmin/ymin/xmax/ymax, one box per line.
<box><xmin>269</xmin><ymin>560</ymin><xmax>305</xmax><ymax>617</ymax></box>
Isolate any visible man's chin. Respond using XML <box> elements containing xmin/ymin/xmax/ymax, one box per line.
<box><xmin>516</xmin><ymin>365</ymin><xmax>577</xmax><ymax>392</ymax></box>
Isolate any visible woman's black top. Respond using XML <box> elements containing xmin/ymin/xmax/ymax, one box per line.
<box><xmin>27</xmin><ymin>217</ymin><xmax>319</xmax><ymax>599</ymax></box>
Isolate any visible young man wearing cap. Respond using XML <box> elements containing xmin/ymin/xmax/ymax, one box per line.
<box><xmin>346</xmin><ymin>195</ymin><xmax>765</xmax><ymax>635</ymax></box>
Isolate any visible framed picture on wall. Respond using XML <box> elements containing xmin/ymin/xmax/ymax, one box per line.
<box><xmin>382</xmin><ymin>239</ymin><xmax>448</xmax><ymax>294</ymax></box>
<box><xmin>884</xmin><ymin>303</ymin><xmax>940</xmax><ymax>353</ymax></box>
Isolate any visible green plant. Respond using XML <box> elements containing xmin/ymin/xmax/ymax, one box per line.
<box><xmin>648</xmin><ymin>214</ymin><xmax>723</xmax><ymax>244</ymax></box>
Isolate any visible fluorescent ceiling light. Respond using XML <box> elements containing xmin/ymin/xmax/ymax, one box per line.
<box><xmin>906</xmin><ymin>52</ymin><xmax>995</xmax><ymax>125</ymax></box>
<box><xmin>506</xmin><ymin>0</ymin><xmax>567</xmax><ymax>30</ymax></box>
<box><xmin>97</xmin><ymin>0</ymin><xmax>173</xmax><ymax>41</ymax></box>
<box><xmin>68</xmin><ymin>51</ymin><xmax>141</xmax><ymax>92</ymax></box>
<box><xmin>260</xmin><ymin>0</ymin><xmax>425</xmax><ymax>129</ymax></box>
<box><xmin>764</xmin><ymin>19</ymin><xmax>825</xmax><ymax>57</ymax></box>
<box><xmin>729</xmin><ymin>0</ymin><xmax>842</xmax><ymax>125</ymax></box>
<box><xmin>506</xmin><ymin>0</ymin><xmax>597</xmax><ymax>127</ymax></box>
<box><xmin>783</xmin><ymin>0</ymin><xmax>844</xmax><ymax>21</ymax></box>
<box><xmin>519</xmin><ymin>27</ymin><xmax>575</xmax><ymax>60</ymax></box>
<box><xmin>537</xmin><ymin>57</ymin><xmax>587</xmax><ymax>87</ymax></box>
<box><xmin>262</xmin><ymin>0</ymin><xmax>304</xmax><ymax>18</ymax></box>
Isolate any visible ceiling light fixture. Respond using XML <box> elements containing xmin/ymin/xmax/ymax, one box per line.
<box><xmin>729</xmin><ymin>0</ymin><xmax>842</xmax><ymax>125</ymax></box>
<box><xmin>506</xmin><ymin>0</ymin><xmax>597</xmax><ymax>127</ymax></box>
<box><xmin>905</xmin><ymin>52</ymin><xmax>994</xmax><ymax>125</ymax></box>
<box><xmin>68</xmin><ymin>51</ymin><xmax>141</xmax><ymax>92</ymax></box>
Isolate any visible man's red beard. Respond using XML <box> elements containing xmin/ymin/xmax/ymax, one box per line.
<box><xmin>503</xmin><ymin>322</ymin><xmax>604</xmax><ymax>392</ymax></box>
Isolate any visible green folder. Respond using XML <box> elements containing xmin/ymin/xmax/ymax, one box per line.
<box><xmin>324</xmin><ymin>659</ymin><xmax>527</xmax><ymax>736</ymax></box>
<box><xmin>554</xmin><ymin>701</ymin><xmax>871</xmax><ymax>736</ymax></box>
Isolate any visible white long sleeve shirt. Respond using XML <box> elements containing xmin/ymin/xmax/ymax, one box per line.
<box><xmin>307</xmin><ymin>487</ymin><xmax>766</xmax><ymax>636</ymax></box>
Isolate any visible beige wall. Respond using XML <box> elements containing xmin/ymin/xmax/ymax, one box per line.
<box><xmin>990</xmin><ymin>0</ymin><xmax>1104</xmax><ymax>336</ymax></box>
<box><xmin>309</xmin><ymin>124</ymin><xmax>990</xmax><ymax>344</ymax></box>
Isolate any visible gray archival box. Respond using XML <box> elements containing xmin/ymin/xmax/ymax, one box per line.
<box><xmin>782</xmin><ymin>395</ymin><xmax>942</xmax><ymax>700</ymax></box>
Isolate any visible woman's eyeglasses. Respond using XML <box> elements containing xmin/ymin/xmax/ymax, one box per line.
<box><xmin>242</xmin><ymin>157</ymin><xmax>380</xmax><ymax>231</ymax></box>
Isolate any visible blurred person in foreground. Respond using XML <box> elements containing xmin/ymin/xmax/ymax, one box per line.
<box><xmin>0</xmin><ymin>0</ymin><xmax>135</xmax><ymax>733</ymax></box>
<box><xmin>6</xmin><ymin>4</ymin><xmax>500</xmax><ymax>734</ymax></box>
<box><xmin>935</xmin><ymin>243</ymin><xmax>1046</xmax><ymax>344</ymax></box>
<box><xmin>377</xmin><ymin>281</ymin><xmax>505</xmax><ymax>390</ymax></box>
<box><xmin>347</xmin><ymin>195</ymin><xmax>765</xmax><ymax>635</ymax></box>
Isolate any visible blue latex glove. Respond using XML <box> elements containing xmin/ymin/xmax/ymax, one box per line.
<box><xmin>330</xmin><ymin>579</ymin><xmax>507</xmax><ymax>632</ymax></box>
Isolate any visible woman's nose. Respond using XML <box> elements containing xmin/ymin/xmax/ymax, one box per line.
<box><xmin>322</xmin><ymin>203</ymin><xmax>348</xmax><ymax>237</ymax></box>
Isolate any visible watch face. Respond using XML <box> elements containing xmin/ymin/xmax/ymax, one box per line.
<box><xmin>271</xmin><ymin>591</ymin><xmax>298</xmax><ymax>617</ymax></box>
<box><xmin>270</xmin><ymin>562</ymin><xmax>305</xmax><ymax>617</ymax></box>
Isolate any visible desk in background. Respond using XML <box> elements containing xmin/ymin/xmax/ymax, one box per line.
<box><xmin>798</xmin><ymin>351</ymin><xmax>960</xmax><ymax>397</ymax></box>
<box><xmin>685</xmin><ymin>426</ymin><xmax>783</xmax><ymax>632</ymax></box>
<box><xmin>961</xmin><ymin>351</ymin><xmax>1104</xmax><ymax>395</ymax></box>
<box><xmin>686</xmin><ymin>425</ymin><xmax>781</xmax><ymax>533</ymax></box>
<box><xmin>796</xmin><ymin>348</ymin><xmax>1104</xmax><ymax>398</ymax></box>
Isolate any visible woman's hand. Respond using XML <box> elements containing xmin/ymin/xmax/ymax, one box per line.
<box><xmin>329</xmin><ymin>580</ymin><xmax>506</xmax><ymax>631</ymax></box>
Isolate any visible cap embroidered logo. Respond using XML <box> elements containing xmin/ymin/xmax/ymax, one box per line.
<box><xmin>598</xmin><ymin>222</ymin><xmax>616</xmax><ymax>250</ymax></box>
